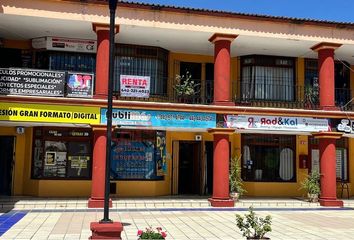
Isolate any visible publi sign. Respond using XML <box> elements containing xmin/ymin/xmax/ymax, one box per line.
<box><xmin>0</xmin><ymin>68</ymin><xmax>65</xmax><ymax>97</ymax></box>
<box><xmin>120</xmin><ymin>75</ymin><xmax>150</xmax><ymax>98</ymax></box>
<box><xmin>32</xmin><ymin>37</ymin><xmax>97</xmax><ymax>53</ymax></box>
<box><xmin>101</xmin><ymin>108</ymin><xmax>216</xmax><ymax>129</ymax></box>
<box><xmin>66</xmin><ymin>72</ymin><xmax>94</xmax><ymax>98</ymax></box>
<box><xmin>225</xmin><ymin>115</ymin><xmax>330</xmax><ymax>132</ymax></box>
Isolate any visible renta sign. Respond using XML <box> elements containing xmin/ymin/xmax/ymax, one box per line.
<box><xmin>225</xmin><ymin>115</ymin><xmax>330</xmax><ymax>132</ymax></box>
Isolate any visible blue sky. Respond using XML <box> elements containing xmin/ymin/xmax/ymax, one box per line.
<box><xmin>135</xmin><ymin>0</ymin><xmax>354</xmax><ymax>23</ymax></box>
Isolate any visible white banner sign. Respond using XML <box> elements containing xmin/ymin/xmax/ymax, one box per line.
<box><xmin>225</xmin><ymin>115</ymin><xmax>330</xmax><ymax>132</ymax></box>
<box><xmin>120</xmin><ymin>75</ymin><xmax>150</xmax><ymax>98</ymax></box>
<box><xmin>32</xmin><ymin>37</ymin><xmax>97</xmax><ymax>53</ymax></box>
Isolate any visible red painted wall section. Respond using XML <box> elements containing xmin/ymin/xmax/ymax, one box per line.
<box><xmin>94</xmin><ymin>30</ymin><xmax>110</xmax><ymax>99</ymax></box>
<box><xmin>212</xmin><ymin>133</ymin><xmax>230</xmax><ymax>199</ymax></box>
<box><xmin>214</xmin><ymin>40</ymin><xmax>232</xmax><ymax>105</ymax></box>
<box><xmin>319</xmin><ymin>138</ymin><xmax>337</xmax><ymax>200</ymax></box>
<box><xmin>88</xmin><ymin>129</ymin><xmax>108</xmax><ymax>208</ymax></box>
<box><xmin>318</xmin><ymin>48</ymin><xmax>335</xmax><ymax>109</ymax></box>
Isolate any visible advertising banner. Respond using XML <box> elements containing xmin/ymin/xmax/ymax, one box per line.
<box><xmin>0</xmin><ymin>102</ymin><xmax>100</xmax><ymax>124</ymax></box>
<box><xmin>225</xmin><ymin>115</ymin><xmax>330</xmax><ymax>132</ymax></box>
<box><xmin>101</xmin><ymin>108</ymin><xmax>216</xmax><ymax>129</ymax></box>
<box><xmin>0</xmin><ymin>68</ymin><xmax>65</xmax><ymax>97</ymax></box>
<box><xmin>66</xmin><ymin>72</ymin><xmax>94</xmax><ymax>98</ymax></box>
<box><xmin>32</xmin><ymin>37</ymin><xmax>97</xmax><ymax>53</ymax></box>
<box><xmin>337</xmin><ymin>119</ymin><xmax>354</xmax><ymax>133</ymax></box>
<box><xmin>120</xmin><ymin>75</ymin><xmax>150</xmax><ymax>98</ymax></box>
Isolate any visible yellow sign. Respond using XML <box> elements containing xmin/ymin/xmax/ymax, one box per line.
<box><xmin>0</xmin><ymin>102</ymin><xmax>100</xmax><ymax>124</ymax></box>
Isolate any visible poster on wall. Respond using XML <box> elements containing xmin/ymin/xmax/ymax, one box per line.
<box><xmin>45</xmin><ymin>152</ymin><xmax>56</xmax><ymax>165</ymax></box>
<box><xmin>66</xmin><ymin>72</ymin><xmax>94</xmax><ymax>98</ymax></box>
<box><xmin>120</xmin><ymin>75</ymin><xmax>150</xmax><ymax>98</ymax></box>
<box><xmin>0</xmin><ymin>68</ymin><xmax>65</xmax><ymax>96</ymax></box>
<box><xmin>156</xmin><ymin>131</ymin><xmax>167</xmax><ymax>176</ymax></box>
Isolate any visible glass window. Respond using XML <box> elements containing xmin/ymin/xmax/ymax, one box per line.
<box><xmin>35</xmin><ymin>51</ymin><xmax>96</xmax><ymax>73</ymax></box>
<box><xmin>305</xmin><ymin>59</ymin><xmax>350</xmax><ymax>107</ymax></box>
<box><xmin>31</xmin><ymin>127</ymin><xmax>92</xmax><ymax>179</ymax></box>
<box><xmin>114</xmin><ymin>44</ymin><xmax>168</xmax><ymax>95</ymax></box>
<box><xmin>310</xmin><ymin>137</ymin><xmax>348</xmax><ymax>181</ymax></box>
<box><xmin>110</xmin><ymin>130</ymin><xmax>166</xmax><ymax>180</ymax></box>
<box><xmin>241</xmin><ymin>134</ymin><xmax>296</xmax><ymax>182</ymax></box>
<box><xmin>241</xmin><ymin>55</ymin><xmax>295</xmax><ymax>102</ymax></box>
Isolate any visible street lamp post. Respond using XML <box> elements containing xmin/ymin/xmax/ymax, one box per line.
<box><xmin>90</xmin><ymin>0</ymin><xmax>123</xmax><ymax>238</ymax></box>
<box><xmin>101</xmin><ymin>0</ymin><xmax>117</xmax><ymax>223</ymax></box>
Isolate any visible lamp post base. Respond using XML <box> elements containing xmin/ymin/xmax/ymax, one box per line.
<box><xmin>90</xmin><ymin>222</ymin><xmax>123</xmax><ymax>239</ymax></box>
<box><xmin>88</xmin><ymin>198</ymin><xmax>113</xmax><ymax>208</ymax></box>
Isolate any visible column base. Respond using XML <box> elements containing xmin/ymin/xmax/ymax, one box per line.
<box><xmin>319</xmin><ymin>198</ymin><xmax>343</xmax><ymax>207</ymax></box>
<box><xmin>213</xmin><ymin>100</ymin><xmax>235</xmax><ymax>106</ymax></box>
<box><xmin>88</xmin><ymin>198</ymin><xmax>113</xmax><ymax>208</ymax></box>
<box><xmin>90</xmin><ymin>221</ymin><xmax>123</xmax><ymax>239</ymax></box>
<box><xmin>208</xmin><ymin>197</ymin><xmax>234</xmax><ymax>207</ymax></box>
<box><xmin>93</xmin><ymin>94</ymin><xmax>108</xmax><ymax>99</ymax></box>
<box><xmin>320</xmin><ymin>106</ymin><xmax>339</xmax><ymax>111</ymax></box>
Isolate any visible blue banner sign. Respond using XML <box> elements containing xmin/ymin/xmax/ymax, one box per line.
<box><xmin>100</xmin><ymin>108</ymin><xmax>216</xmax><ymax>129</ymax></box>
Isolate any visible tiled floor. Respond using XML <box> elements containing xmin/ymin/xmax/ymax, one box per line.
<box><xmin>1</xmin><ymin>197</ymin><xmax>354</xmax><ymax>239</ymax></box>
<box><xmin>1</xmin><ymin>207</ymin><xmax>354</xmax><ymax>239</ymax></box>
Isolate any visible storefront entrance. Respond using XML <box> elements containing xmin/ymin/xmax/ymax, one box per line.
<box><xmin>0</xmin><ymin>136</ymin><xmax>15</xmax><ymax>195</ymax></box>
<box><xmin>178</xmin><ymin>141</ymin><xmax>202</xmax><ymax>194</ymax></box>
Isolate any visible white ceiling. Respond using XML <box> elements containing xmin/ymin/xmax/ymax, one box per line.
<box><xmin>1</xmin><ymin>14</ymin><xmax>354</xmax><ymax>63</ymax></box>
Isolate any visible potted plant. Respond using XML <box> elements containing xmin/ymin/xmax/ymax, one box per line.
<box><xmin>304</xmin><ymin>84</ymin><xmax>319</xmax><ymax>109</ymax></box>
<box><xmin>236</xmin><ymin>206</ymin><xmax>272</xmax><ymax>240</ymax></box>
<box><xmin>229</xmin><ymin>154</ymin><xmax>246</xmax><ymax>201</ymax></box>
<box><xmin>173</xmin><ymin>71</ymin><xmax>200</xmax><ymax>103</ymax></box>
<box><xmin>137</xmin><ymin>226</ymin><xmax>167</xmax><ymax>239</ymax></box>
<box><xmin>300</xmin><ymin>170</ymin><xmax>320</xmax><ymax>202</ymax></box>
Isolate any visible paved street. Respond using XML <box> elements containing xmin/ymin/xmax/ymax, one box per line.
<box><xmin>1</xmin><ymin>198</ymin><xmax>354</xmax><ymax>239</ymax></box>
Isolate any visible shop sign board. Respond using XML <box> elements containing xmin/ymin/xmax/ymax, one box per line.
<box><xmin>337</xmin><ymin>119</ymin><xmax>354</xmax><ymax>133</ymax></box>
<box><xmin>225</xmin><ymin>115</ymin><xmax>330</xmax><ymax>132</ymax></box>
<box><xmin>120</xmin><ymin>75</ymin><xmax>150</xmax><ymax>98</ymax></box>
<box><xmin>101</xmin><ymin>108</ymin><xmax>216</xmax><ymax>129</ymax></box>
<box><xmin>66</xmin><ymin>72</ymin><xmax>94</xmax><ymax>98</ymax></box>
<box><xmin>32</xmin><ymin>37</ymin><xmax>97</xmax><ymax>53</ymax></box>
<box><xmin>0</xmin><ymin>68</ymin><xmax>65</xmax><ymax>97</ymax></box>
<box><xmin>0</xmin><ymin>102</ymin><xmax>100</xmax><ymax>124</ymax></box>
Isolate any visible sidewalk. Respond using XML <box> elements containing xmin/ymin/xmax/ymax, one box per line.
<box><xmin>1</xmin><ymin>197</ymin><xmax>354</xmax><ymax>240</ymax></box>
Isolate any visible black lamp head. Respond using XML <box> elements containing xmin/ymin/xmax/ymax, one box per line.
<box><xmin>108</xmin><ymin>0</ymin><xmax>118</xmax><ymax>10</ymax></box>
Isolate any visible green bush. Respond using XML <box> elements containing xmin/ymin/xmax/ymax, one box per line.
<box><xmin>236</xmin><ymin>207</ymin><xmax>272</xmax><ymax>239</ymax></box>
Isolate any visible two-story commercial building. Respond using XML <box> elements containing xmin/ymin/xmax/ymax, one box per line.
<box><xmin>1</xmin><ymin>0</ymin><xmax>354</xmax><ymax>207</ymax></box>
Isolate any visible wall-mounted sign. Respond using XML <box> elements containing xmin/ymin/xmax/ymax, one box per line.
<box><xmin>0</xmin><ymin>68</ymin><xmax>65</xmax><ymax>97</ymax></box>
<box><xmin>225</xmin><ymin>115</ymin><xmax>330</xmax><ymax>132</ymax></box>
<box><xmin>337</xmin><ymin>119</ymin><xmax>354</xmax><ymax>133</ymax></box>
<box><xmin>120</xmin><ymin>75</ymin><xmax>150</xmax><ymax>98</ymax></box>
<box><xmin>0</xmin><ymin>102</ymin><xmax>100</xmax><ymax>124</ymax></box>
<box><xmin>32</xmin><ymin>37</ymin><xmax>97</xmax><ymax>53</ymax></box>
<box><xmin>66</xmin><ymin>72</ymin><xmax>94</xmax><ymax>98</ymax></box>
<box><xmin>101</xmin><ymin>108</ymin><xmax>216</xmax><ymax>129</ymax></box>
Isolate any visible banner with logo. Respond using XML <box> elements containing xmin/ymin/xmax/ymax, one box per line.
<box><xmin>225</xmin><ymin>115</ymin><xmax>330</xmax><ymax>132</ymax></box>
<box><xmin>0</xmin><ymin>68</ymin><xmax>65</xmax><ymax>97</ymax></box>
<box><xmin>32</xmin><ymin>37</ymin><xmax>97</xmax><ymax>53</ymax></box>
<box><xmin>66</xmin><ymin>72</ymin><xmax>94</xmax><ymax>98</ymax></box>
<box><xmin>0</xmin><ymin>102</ymin><xmax>100</xmax><ymax>124</ymax></box>
<box><xmin>101</xmin><ymin>108</ymin><xmax>216</xmax><ymax>129</ymax></box>
<box><xmin>120</xmin><ymin>75</ymin><xmax>150</xmax><ymax>98</ymax></box>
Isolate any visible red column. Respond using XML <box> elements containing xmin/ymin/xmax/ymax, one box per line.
<box><xmin>311</xmin><ymin>42</ymin><xmax>342</xmax><ymax>110</ymax></box>
<box><xmin>92</xmin><ymin>23</ymin><xmax>119</xmax><ymax>99</ymax></box>
<box><xmin>208</xmin><ymin>128</ymin><xmax>235</xmax><ymax>207</ymax></box>
<box><xmin>313</xmin><ymin>132</ymin><xmax>343</xmax><ymax>207</ymax></box>
<box><xmin>209</xmin><ymin>33</ymin><xmax>238</xmax><ymax>106</ymax></box>
<box><xmin>88</xmin><ymin>126</ymin><xmax>112</xmax><ymax>208</ymax></box>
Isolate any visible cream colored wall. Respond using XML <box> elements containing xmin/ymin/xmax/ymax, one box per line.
<box><xmin>4</xmin><ymin>0</ymin><xmax>354</xmax><ymax>44</ymax></box>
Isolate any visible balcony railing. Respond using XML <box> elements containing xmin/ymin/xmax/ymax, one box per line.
<box><xmin>113</xmin><ymin>79</ymin><xmax>354</xmax><ymax>110</ymax></box>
